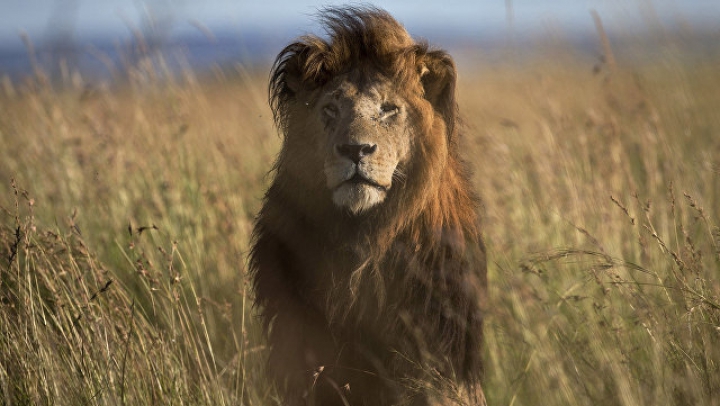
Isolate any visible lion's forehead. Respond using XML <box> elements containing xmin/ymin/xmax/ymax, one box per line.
<box><xmin>325</xmin><ymin>74</ymin><xmax>396</xmax><ymax>104</ymax></box>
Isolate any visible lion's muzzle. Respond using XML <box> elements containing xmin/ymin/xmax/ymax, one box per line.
<box><xmin>325</xmin><ymin>143</ymin><xmax>393</xmax><ymax>214</ymax></box>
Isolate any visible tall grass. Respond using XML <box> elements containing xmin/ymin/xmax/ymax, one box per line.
<box><xmin>1</xmin><ymin>40</ymin><xmax>719</xmax><ymax>405</ymax></box>
<box><xmin>0</xmin><ymin>68</ymin><xmax>278</xmax><ymax>404</ymax></box>
<box><xmin>466</xmin><ymin>61</ymin><xmax>720</xmax><ymax>405</ymax></box>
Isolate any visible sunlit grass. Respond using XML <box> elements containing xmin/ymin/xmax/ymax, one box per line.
<box><xmin>467</xmin><ymin>59</ymin><xmax>720</xmax><ymax>405</ymax></box>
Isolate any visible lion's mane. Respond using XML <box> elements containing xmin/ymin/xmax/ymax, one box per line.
<box><xmin>250</xmin><ymin>6</ymin><xmax>487</xmax><ymax>405</ymax></box>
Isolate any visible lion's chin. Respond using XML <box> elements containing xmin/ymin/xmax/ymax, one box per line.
<box><xmin>332</xmin><ymin>183</ymin><xmax>387</xmax><ymax>214</ymax></box>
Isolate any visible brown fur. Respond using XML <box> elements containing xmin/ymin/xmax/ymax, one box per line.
<box><xmin>250</xmin><ymin>6</ymin><xmax>487</xmax><ymax>405</ymax></box>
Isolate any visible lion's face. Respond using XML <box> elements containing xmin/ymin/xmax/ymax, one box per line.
<box><xmin>316</xmin><ymin>71</ymin><xmax>413</xmax><ymax>214</ymax></box>
<box><xmin>271</xmin><ymin>9</ymin><xmax>459</xmax><ymax>217</ymax></box>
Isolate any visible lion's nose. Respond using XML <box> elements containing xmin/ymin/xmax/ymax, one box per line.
<box><xmin>336</xmin><ymin>143</ymin><xmax>377</xmax><ymax>164</ymax></box>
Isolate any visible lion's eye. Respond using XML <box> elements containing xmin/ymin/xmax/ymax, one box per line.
<box><xmin>322</xmin><ymin>105</ymin><xmax>338</xmax><ymax>119</ymax></box>
<box><xmin>380</xmin><ymin>103</ymin><xmax>399</xmax><ymax>118</ymax></box>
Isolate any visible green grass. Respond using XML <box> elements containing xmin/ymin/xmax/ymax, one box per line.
<box><xmin>1</xmin><ymin>47</ymin><xmax>719</xmax><ymax>405</ymax></box>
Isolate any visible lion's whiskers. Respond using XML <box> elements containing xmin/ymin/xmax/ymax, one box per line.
<box><xmin>392</xmin><ymin>168</ymin><xmax>408</xmax><ymax>185</ymax></box>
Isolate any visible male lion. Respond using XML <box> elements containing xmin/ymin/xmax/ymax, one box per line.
<box><xmin>250</xmin><ymin>6</ymin><xmax>487</xmax><ymax>406</ymax></box>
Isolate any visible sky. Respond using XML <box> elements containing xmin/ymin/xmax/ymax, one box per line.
<box><xmin>2</xmin><ymin>0</ymin><xmax>719</xmax><ymax>48</ymax></box>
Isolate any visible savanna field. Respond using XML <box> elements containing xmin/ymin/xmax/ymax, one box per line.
<box><xmin>1</xmin><ymin>32</ymin><xmax>719</xmax><ymax>405</ymax></box>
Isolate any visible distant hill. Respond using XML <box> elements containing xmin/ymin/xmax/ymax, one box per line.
<box><xmin>1</xmin><ymin>25</ymin><xmax>717</xmax><ymax>84</ymax></box>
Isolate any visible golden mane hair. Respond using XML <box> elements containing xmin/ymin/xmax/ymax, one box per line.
<box><xmin>251</xmin><ymin>6</ymin><xmax>487</xmax><ymax>405</ymax></box>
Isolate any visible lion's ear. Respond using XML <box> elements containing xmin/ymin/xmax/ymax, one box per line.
<box><xmin>270</xmin><ymin>41</ymin><xmax>329</xmax><ymax>126</ymax></box>
<box><xmin>273</xmin><ymin>41</ymin><xmax>330</xmax><ymax>96</ymax></box>
<box><xmin>279</xmin><ymin>44</ymin><xmax>310</xmax><ymax>94</ymax></box>
<box><xmin>420</xmin><ymin>50</ymin><xmax>458</xmax><ymax>133</ymax></box>
<box><xmin>272</xmin><ymin>42</ymin><xmax>308</xmax><ymax>96</ymax></box>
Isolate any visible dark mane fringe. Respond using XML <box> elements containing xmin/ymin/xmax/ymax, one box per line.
<box><xmin>269</xmin><ymin>6</ymin><xmax>430</xmax><ymax>132</ymax></box>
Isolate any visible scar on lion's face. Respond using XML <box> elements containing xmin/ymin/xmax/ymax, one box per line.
<box><xmin>316</xmin><ymin>71</ymin><xmax>413</xmax><ymax>214</ymax></box>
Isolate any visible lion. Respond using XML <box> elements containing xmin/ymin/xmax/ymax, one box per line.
<box><xmin>249</xmin><ymin>6</ymin><xmax>487</xmax><ymax>406</ymax></box>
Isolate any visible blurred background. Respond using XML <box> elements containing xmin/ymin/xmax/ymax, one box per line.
<box><xmin>2</xmin><ymin>0</ymin><xmax>719</xmax><ymax>82</ymax></box>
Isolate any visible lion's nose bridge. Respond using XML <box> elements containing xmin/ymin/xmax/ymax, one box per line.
<box><xmin>333</xmin><ymin>106</ymin><xmax>378</xmax><ymax>142</ymax></box>
<box><xmin>335</xmin><ymin>120</ymin><xmax>380</xmax><ymax>161</ymax></box>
